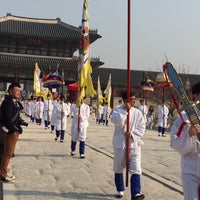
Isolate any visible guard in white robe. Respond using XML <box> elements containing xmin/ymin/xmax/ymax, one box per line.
<box><xmin>35</xmin><ymin>97</ymin><xmax>44</xmax><ymax>125</ymax></box>
<box><xmin>170</xmin><ymin>81</ymin><xmax>200</xmax><ymax>200</ymax></box>
<box><xmin>30</xmin><ymin>98</ymin><xmax>36</xmax><ymax>123</ymax></box>
<box><xmin>50</xmin><ymin>99</ymin><xmax>59</xmax><ymax>133</ymax></box>
<box><xmin>96</xmin><ymin>103</ymin><xmax>103</xmax><ymax>124</ymax></box>
<box><xmin>102</xmin><ymin>102</ymin><xmax>112</xmax><ymax>126</ymax></box>
<box><xmin>157</xmin><ymin>102</ymin><xmax>169</xmax><ymax>136</ymax></box>
<box><xmin>137</xmin><ymin>99</ymin><xmax>148</xmax><ymax>124</ymax></box>
<box><xmin>54</xmin><ymin>95</ymin><xmax>70</xmax><ymax>142</ymax></box>
<box><xmin>70</xmin><ymin>97</ymin><xmax>90</xmax><ymax>158</ymax></box>
<box><xmin>26</xmin><ymin>99</ymin><xmax>32</xmax><ymax>118</ymax></box>
<box><xmin>111</xmin><ymin>91</ymin><xmax>146</xmax><ymax>199</ymax></box>
<box><xmin>43</xmin><ymin>94</ymin><xmax>53</xmax><ymax>129</ymax></box>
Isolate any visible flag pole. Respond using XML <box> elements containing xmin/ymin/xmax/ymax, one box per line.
<box><xmin>126</xmin><ymin>0</ymin><xmax>131</xmax><ymax>187</ymax></box>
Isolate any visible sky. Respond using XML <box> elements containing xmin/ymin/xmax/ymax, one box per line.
<box><xmin>1</xmin><ymin>0</ymin><xmax>200</xmax><ymax>74</ymax></box>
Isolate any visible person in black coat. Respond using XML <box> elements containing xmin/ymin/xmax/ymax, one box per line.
<box><xmin>0</xmin><ymin>83</ymin><xmax>27</xmax><ymax>182</ymax></box>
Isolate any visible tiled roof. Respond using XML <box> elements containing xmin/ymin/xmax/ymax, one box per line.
<box><xmin>0</xmin><ymin>52</ymin><xmax>104</xmax><ymax>80</ymax></box>
<box><xmin>0</xmin><ymin>14</ymin><xmax>101</xmax><ymax>42</ymax></box>
<box><xmin>0</xmin><ymin>52</ymin><xmax>75</xmax><ymax>68</ymax></box>
<box><xmin>0</xmin><ymin>52</ymin><xmax>103</xmax><ymax>67</ymax></box>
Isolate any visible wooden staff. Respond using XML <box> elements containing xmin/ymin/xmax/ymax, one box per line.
<box><xmin>47</xmin><ymin>98</ymin><xmax>49</xmax><ymax>126</ymax></box>
<box><xmin>126</xmin><ymin>0</ymin><xmax>131</xmax><ymax>187</ymax></box>
<box><xmin>78</xmin><ymin>105</ymin><xmax>81</xmax><ymax>134</ymax></box>
<box><xmin>77</xmin><ymin>88</ymin><xmax>82</xmax><ymax>134</ymax></box>
<box><xmin>162</xmin><ymin>87</ymin><xmax>165</xmax><ymax>129</ymax></box>
<box><xmin>61</xmin><ymin>100</ymin><xmax>63</xmax><ymax>132</ymax></box>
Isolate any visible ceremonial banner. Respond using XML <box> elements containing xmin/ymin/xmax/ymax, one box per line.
<box><xmin>163</xmin><ymin>62</ymin><xmax>200</xmax><ymax>139</ymax></box>
<box><xmin>33</xmin><ymin>62</ymin><xmax>41</xmax><ymax>96</ymax></box>
<box><xmin>104</xmin><ymin>73</ymin><xmax>112</xmax><ymax>107</ymax></box>
<box><xmin>97</xmin><ymin>76</ymin><xmax>104</xmax><ymax>109</ymax></box>
<box><xmin>77</xmin><ymin>0</ymin><xmax>96</xmax><ymax>106</ymax></box>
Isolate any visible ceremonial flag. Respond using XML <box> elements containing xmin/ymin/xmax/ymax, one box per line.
<box><xmin>85</xmin><ymin>72</ymin><xmax>96</xmax><ymax>97</ymax></box>
<box><xmin>104</xmin><ymin>73</ymin><xmax>112</xmax><ymax>107</ymax></box>
<box><xmin>97</xmin><ymin>76</ymin><xmax>104</xmax><ymax>109</ymax></box>
<box><xmin>77</xmin><ymin>0</ymin><xmax>96</xmax><ymax>106</ymax></box>
<box><xmin>33</xmin><ymin>62</ymin><xmax>41</xmax><ymax>96</ymax></box>
<box><xmin>40</xmin><ymin>86</ymin><xmax>49</xmax><ymax>100</ymax></box>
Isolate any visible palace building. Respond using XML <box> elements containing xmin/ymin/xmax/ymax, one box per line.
<box><xmin>0</xmin><ymin>13</ymin><xmax>103</xmax><ymax>96</ymax></box>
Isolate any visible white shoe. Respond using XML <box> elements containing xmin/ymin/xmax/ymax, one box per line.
<box><xmin>80</xmin><ymin>154</ymin><xmax>85</xmax><ymax>159</ymax></box>
<box><xmin>116</xmin><ymin>191</ymin><xmax>124</xmax><ymax>198</ymax></box>
<box><xmin>158</xmin><ymin>133</ymin><xmax>161</xmax><ymax>136</ymax></box>
<box><xmin>6</xmin><ymin>175</ymin><xmax>15</xmax><ymax>181</ymax></box>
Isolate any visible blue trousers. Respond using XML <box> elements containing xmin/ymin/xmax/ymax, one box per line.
<box><xmin>131</xmin><ymin>174</ymin><xmax>141</xmax><ymax>196</ymax></box>
<box><xmin>51</xmin><ymin>125</ymin><xmax>54</xmax><ymax>131</ymax></box>
<box><xmin>71</xmin><ymin>140</ymin><xmax>85</xmax><ymax>155</ymax></box>
<box><xmin>44</xmin><ymin>120</ymin><xmax>50</xmax><ymax>128</ymax></box>
<box><xmin>114</xmin><ymin>173</ymin><xmax>125</xmax><ymax>192</ymax></box>
<box><xmin>114</xmin><ymin>173</ymin><xmax>141</xmax><ymax>195</ymax></box>
<box><xmin>158</xmin><ymin>126</ymin><xmax>166</xmax><ymax>134</ymax></box>
<box><xmin>56</xmin><ymin>130</ymin><xmax>65</xmax><ymax>140</ymax></box>
<box><xmin>36</xmin><ymin>118</ymin><xmax>42</xmax><ymax>125</ymax></box>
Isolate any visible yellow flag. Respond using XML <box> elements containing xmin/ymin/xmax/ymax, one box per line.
<box><xmin>97</xmin><ymin>76</ymin><xmax>104</xmax><ymax>109</ymax></box>
<box><xmin>33</xmin><ymin>62</ymin><xmax>41</xmax><ymax>96</ymax></box>
<box><xmin>104</xmin><ymin>73</ymin><xmax>112</xmax><ymax>107</ymax></box>
<box><xmin>77</xmin><ymin>0</ymin><xmax>96</xmax><ymax>106</ymax></box>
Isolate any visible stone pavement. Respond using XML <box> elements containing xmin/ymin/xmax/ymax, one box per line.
<box><xmin>3</xmin><ymin>114</ymin><xmax>184</xmax><ymax>200</ymax></box>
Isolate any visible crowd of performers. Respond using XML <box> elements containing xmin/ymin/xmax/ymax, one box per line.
<box><xmin>21</xmin><ymin>93</ymin><xmax>90</xmax><ymax>159</ymax></box>
<box><xmin>95</xmin><ymin>98</ymin><xmax>170</xmax><ymax>136</ymax></box>
<box><xmin>22</xmin><ymin>92</ymin><xmax>171</xmax><ymax>142</ymax></box>
<box><xmin>21</xmin><ymin>92</ymin><xmax>171</xmax><ymax>161</ymax></box>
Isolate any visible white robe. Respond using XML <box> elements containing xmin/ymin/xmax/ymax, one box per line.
<box><xmin>111</xmin><ymin>105</ymin><xmax>146</xmax><ymax>174</ymax></box>
<box><xmin>35</xmin><ymin>101</ymin><xmax>44</xmax><ymax>119</ymax></box>
<box><xmin>137</xmin><ymin>104</ymin><xmax>148</xmax><ymax>123</ymax></box>
<box><xmin>157</xmin><ymin>104</ymin><xmax>169</xmax><ymax>128</ymax></box>
<box><xmin>102</xmin><ymin>105</ymin><xmax>112</xmax><ymax>121</ymax></box>
<box><xmin>170</xmin><ymin>108</ymin><xmax>200</xmax><ymax>200</ymax></box>
<box><xmin>26</xmin><ymin>101</ymin><xmax>32</xmax><ymax>116</ymax></box>
<box><xmin>30</xmin><ymin>101</ymin><xmax>36</xmax><ymax>118</ymax></box>
<box><xmin>71</xmin><ymin>103</ymin><xmax>90</xmax><ymax>141</ymax></box>
<box><xmin>43</xmin><ymin>99</ymin><xmax>53</xmax><ymax>121</ymax></box>
<box><xmin>55</xmin><ymin>102</ymin><xmax>70</xmax><ymax>131</ymax></box>
<box><xmin>96</xmin><ymin>105</ymin><xmax>103</xmax><ymax>120</ymax></box>
<box><xmin>50</xmin><ymin>100</ymin><xmax>59</xmax><ymax>126</ymax></box>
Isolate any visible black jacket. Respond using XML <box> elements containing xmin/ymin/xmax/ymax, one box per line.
<box><xmin>1</xmin><ymin>95</ymin><xmax>22</xmax><ymax>134</ymax></box>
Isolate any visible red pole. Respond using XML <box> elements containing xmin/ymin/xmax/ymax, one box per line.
<box><xmin>78</xmin><ymin>87</ymin><xmax>82</xmax><ymax>133</ymax></box>
<box><xmin>126</xmin><ymin>0</ymin><xmax>131</xmax><ymax>187</ymax></box>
